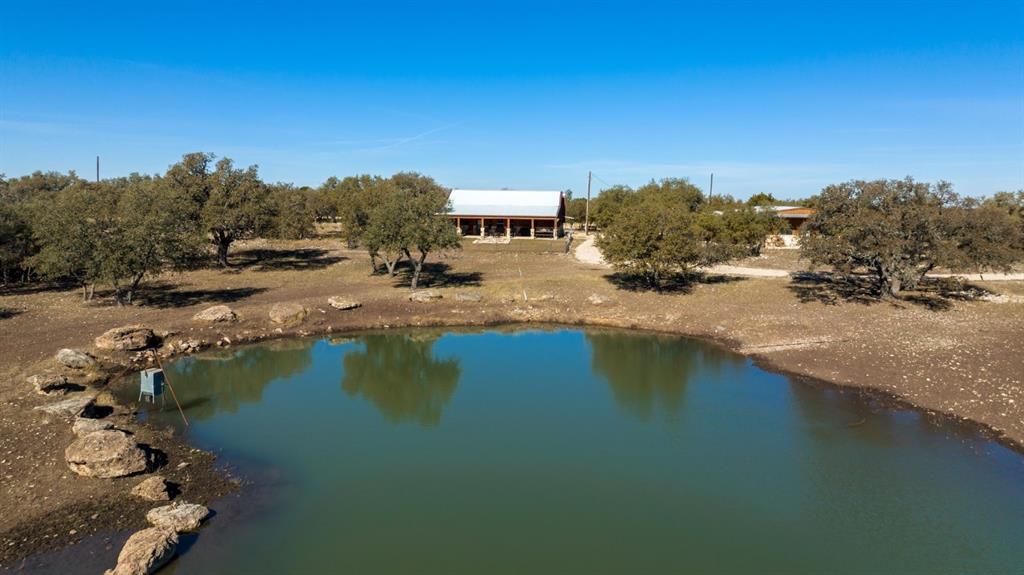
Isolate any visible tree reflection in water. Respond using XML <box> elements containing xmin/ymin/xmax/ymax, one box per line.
<box><xmin>586</xmin><ymin>331</ymin><xmax>700</xmax><ymax>421</ymax></box>
<box><xmin>340</xmin><ymin>334</ymin><xmax>461</xmax><ymax>426</ymax></box>
<box><xmin>161</xmin><ymin>340</ymin><xmax>314</xmax><ymax>425</ymax></box>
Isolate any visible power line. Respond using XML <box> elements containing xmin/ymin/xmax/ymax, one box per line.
<box><xmin>590</xmin><ymin>172</ymin><xmax>613</xmax><ymax>190</ymax></box>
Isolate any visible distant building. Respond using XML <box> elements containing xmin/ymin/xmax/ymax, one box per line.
<box><xmin>447</xmin><ymin>189</ymin><xmax>566</xmax><ymax>239</ymax></box>
<box><xmin>762</xmin><ymin>205</ymin><xmax>816</xmax><ymax>247</ymax></box>
<box><xmin>770</xmin><ymin>206</ymin><xmax>815</xmax><ymax>235</ymax></box>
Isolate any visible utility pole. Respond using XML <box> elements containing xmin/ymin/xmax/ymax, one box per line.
<box><xmin>96</xmin><ymin>156</ymin><xmax>100</xmax><ymax>182</ymax></box>
<box><xmin>709</xmin><ymin>172</ymin><xmax>714</xmax><ymax>199</ymax></box>
<box><xmin>584</xmin><ymin>170</ymin><xmax>592</xmax><ymax>234</ymax></box>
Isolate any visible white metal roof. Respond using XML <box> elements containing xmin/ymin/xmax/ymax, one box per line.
<box><xmin>448</xmin><ymin>189</ymin><xmax>563</xmax><ymax>218</ymax></box>
<box><xmin>753</xmin><ymin>205</ymin><xmax>814</xmax><ymax>218</ymax></box>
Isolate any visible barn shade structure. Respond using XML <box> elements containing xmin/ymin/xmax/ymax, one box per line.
<box><xmin>447</xmin><ymin>189</ymin><xmax>566</xmax><ymax>239</ymax></box>
<box><xmin>770</xmin><ymin>206</ymin><xmax>815</xmax><ymax>235</ymax></box>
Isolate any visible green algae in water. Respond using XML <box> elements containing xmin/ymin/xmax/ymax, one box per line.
<box><xmin>125</xmin><ymin>329</ymin><xmax>1024</xmax><ymax>574</ymax></box>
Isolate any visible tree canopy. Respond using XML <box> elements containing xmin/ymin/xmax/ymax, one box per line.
<box><xmin>596</xmin><ymin>178</ymin><xmax>767</xmax><ymax>288</ymax></box>
<box><xmin>360</xmin><ymin>173</ymin><xmax>459</xmax><ymax>288</ymax></box>
<box><xmin>801</xmin><ymin>178</ymin><xmax>1024</xmax><ymax>297</ymax></box>
<box><xmin>28</xmin><ymin>177</ymin><xmax>203</xmax><ymax>303</ymax></box>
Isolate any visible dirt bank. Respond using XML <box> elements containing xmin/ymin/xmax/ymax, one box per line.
<box><xmin>1</xmin><ymin>237</ymin><xmax>1021</xmax><ymax>566</ymax></box>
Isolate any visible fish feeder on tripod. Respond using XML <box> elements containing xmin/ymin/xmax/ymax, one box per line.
<box><xmin>140</xmin><ymin>368</ymin><xmax>166</xmax><ymax>406</ymax></box>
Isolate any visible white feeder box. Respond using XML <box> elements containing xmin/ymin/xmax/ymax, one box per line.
<box><xmin>140</xmin><ymin>368</ymin><xmax>166</xmax><ymax>405</ymax></box>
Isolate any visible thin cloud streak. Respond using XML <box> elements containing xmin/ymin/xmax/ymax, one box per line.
<box><xmin>351</xmin><ymin>122</ymin><xmax>464</xmax><ymax>153</ymax></box>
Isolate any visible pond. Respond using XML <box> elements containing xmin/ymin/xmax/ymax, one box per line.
<box><xmin>121</xmin><ymin>328</ymin><xmax>1022</xmax><ymax>574</ymax></box>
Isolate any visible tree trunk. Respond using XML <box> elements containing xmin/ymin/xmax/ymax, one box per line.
<box><xmin>216</xmin><ymin>240</ymin><xmax>231</xmax><ymax>267</ymax></box>
<box><xmin>384</xmin><ymin>258</ymin><xmax>398</xmax><ymax>276</ymax></box>
<box><xmin>126</xmin><ymin>273</ymin><xmax>145</xmax><ymax>305</ymax></box>
<box><xmin>409</xmin><ymin>250</ymin><xmax>427</xmax><ymax>290</ymax></box>
<box><xmin>369</xmin><ymin>252</ymin><xmax>381</xmax><ymax>274</ymax></box>
<box><xmin>880</xmin><ymin>274</ymin><xmax>902</xmax><ymax>298</ymax></box>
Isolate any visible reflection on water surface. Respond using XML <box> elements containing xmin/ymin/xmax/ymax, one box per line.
<box><xmin>95</xmin><ymin>328</ymin><xmax>1024</xmax><ymax>575</ymax></box>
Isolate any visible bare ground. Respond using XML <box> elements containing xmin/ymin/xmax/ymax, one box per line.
<box><xmin>0</xmin><ymin>236</ymin><xmax>1022</xmax><ymax>566</ymax></box>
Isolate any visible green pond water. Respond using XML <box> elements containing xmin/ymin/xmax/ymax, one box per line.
<box><xmin>114</xmin><ymin>328</ymin><xmax>1023</xmax><ymax>573</ymax></box>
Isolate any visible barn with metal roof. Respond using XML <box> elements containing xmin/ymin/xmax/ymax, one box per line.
<box><xmin>447</xmin><ymin>189</ymin><xmax>566</xmax><ymax>239</ymax></box>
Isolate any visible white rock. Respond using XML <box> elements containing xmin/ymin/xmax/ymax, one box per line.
<box><xmin>65</xmin><ymin>430</ymin><xmax>147</xmax><ymax>478</ymax></box>
<box><xmin>327</xmin><ymin>296</ymin><xmax>361</xmax><ymax>310</ymax></box>
<box><xmin>104</xmin><ymin>527</ymin><xmax>177</xmax><ymax>575</ymax></box>
<box><xmin>56</xmin><ymin>348</ymin><xmax>97</xmax><ymax>369</ymax></box>
<box><xmin>145</xmin><ymin>502</ymin><xmax>209</xmax><ymax>532</ymax></box>
<box><xmin>28</xmin><ymin>373</ymin><xmax>70</xmax><ymax>395</ymax></box>
<box><xmin>72</xmin><ymin>417</ymin><xmax>114</xmax><ymax>436</ymax></box>
<box><xmin>95</xmin><ymin>325</ymin><xmax>155</xmax><ymax>351</ymax></box>
<box><xmin>34</xmin><ymin>394</ymin><xmax>96</xmax><ymax>417</ymax></box>
<box><xmin>269</xmin><ymin>302</ymin><xmax>308</xmax><ymax>325</ymax></box>
<box><xmin>409</xmin><ymin>290</ymin><xmax>442</xmax><ymax>302</ymax></box>
<box><xmin>131</xmin><ymin>476</ymin><xmax>172</xmax><ymax>502</ymax></box>
<box><xmin>192</xmin><ymin>305</ymin><xmax>237</xmax><ymax>322</ymax></box>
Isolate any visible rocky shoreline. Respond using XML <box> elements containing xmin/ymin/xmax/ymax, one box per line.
<box><xmin>3</xmin><ymin>287</ymin><xmax>1023</xmax><ymax>572</ymax></box>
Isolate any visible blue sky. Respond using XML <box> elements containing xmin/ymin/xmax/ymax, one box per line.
<box><xmin>1</xmin><ymin>0</ymin><xmax>1021</xmax><ymax>199</ymax></box>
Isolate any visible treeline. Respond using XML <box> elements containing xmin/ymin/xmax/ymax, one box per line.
<box><xmin>0</xmin><ymin>152</ymin><xmax>456</xmax><ymax>302</ymax></box>
<box><xmin>562</xmin><ymin>188</ymin><xmax>801</xmax><ymax>231</ymax></box>
<box><xmin>590</xmin><ymin>176</ymin><xmax>1024</xmax><ymax>296</ymax></box>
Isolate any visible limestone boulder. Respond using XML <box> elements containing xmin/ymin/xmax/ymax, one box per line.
<box><xmin>56</xmin><ymin>348</ymin><xmax>97</xmax><ymax>369</ymax></box>
<box><xmin>28</xmin><ymin>373</ymin><xmax>71</xmax><ymax>395</ymax></box>
<box><xmin>72</xmin><ymin>416</ymin><xmax>114</xmax><ymax>436</ymax></box>
<box><xmin>409</xmin><ymin>290</ymin><xmax>442</xmax><ymax>303</ymax></box>
<box><xmin>327</xmin><ymin>296</ymin><xmax>361</xmax><ymax>310</ymax></box>
<box><xmin>34</xmin><ymin>394</ymin><xmax>96</xmax><ymax>417</ymax></box>
<box><xmin>453</xmin><ymin>292</ymin><xmax>482</xmax><ymax>302</ymax></box>
<box><xmin>192</xmin><ymin>305</ymin><xmax>237</xmax><ymax>323</ymax></box>
<box><xmin>269</xmin><ymin>302</ymin><xmax>308</xmax><ymax>325</ymax></box>
<box><xmin>95</xmin><ymin>326</ymin><xmax>155</xmax><ymax>351</ymax></box>
<box><xmin>132</xmin><ymin>476</ymin><xmax>172</xmax><ymax>502</ymax></box>
<box><xmin>104</xmin><ymin>527</ymin><xmax>178</xmax><ymax>575</ymax></box>
<box><xmin>587</xmin><ymin>293</ymin><xmax>611</xmax><ymax>306</ymax></box>
<box><xmin>146</xmin><ymin>502</ymin><xmax>210</xmax><ymax>532</ymax></box>
<box><xmin>65</xmin><ymin>430</ymin><xmax>147</xmax><ymax>478</ymax></box>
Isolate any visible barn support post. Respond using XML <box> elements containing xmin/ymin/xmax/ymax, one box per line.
<box><xmin>530</xmin><ymin>219</ymin><xmax>535</xmax><ymax>238</ymax></box>
<box><xmin>506</xmin><ymin>217</ymin><xmax>511</xmax><ymax>238</ymax></box>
